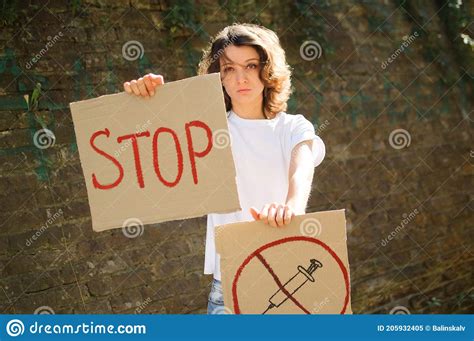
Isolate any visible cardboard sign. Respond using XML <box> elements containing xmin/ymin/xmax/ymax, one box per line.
<box><xmin>215</xmin><ymin>210</ymin><xmax>351</xmax><ymax>314</ymax></box>
<box><xmin>70</xmin><ymin>73</ymin><xmax>241</xmax><ymax>232</ymax></box>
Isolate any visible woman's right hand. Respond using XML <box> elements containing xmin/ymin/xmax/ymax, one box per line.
<box><xmin>123</xmin><ymin>73</ymin><xmax>165</xmax><ymax>98</ymax></box>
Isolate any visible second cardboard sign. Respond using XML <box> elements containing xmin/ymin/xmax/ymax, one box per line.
<box><xmin>216</xmin><ymin>210</ymin><xmax>352</xmax><ymax>314</ymax></box>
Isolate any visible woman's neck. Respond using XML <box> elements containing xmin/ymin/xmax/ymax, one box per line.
<box><xmin>231</xmin><ymin>100</ymin><xmax>266</xmax><ymax>120</ymax></box>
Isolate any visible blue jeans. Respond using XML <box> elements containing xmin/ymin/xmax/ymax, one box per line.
<box><xmin>207</xmin><ymin>278</ymin><xmax>226</xmax><ymax>314</ymax></box>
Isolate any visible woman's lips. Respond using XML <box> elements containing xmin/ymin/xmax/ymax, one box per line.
<box><xmin>237</xmin><ymin>89</ymin><xmax>251</xmax><ymax>93</ymax></box>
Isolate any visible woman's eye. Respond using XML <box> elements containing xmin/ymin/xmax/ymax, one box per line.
<box><xmin>247</xmin><ymin>63</ymin><xmax>257</xmax><ymax>69</ymax></box>
<box><xmin>224</xmin><ymin>67</ymin><xmax>234</xmax><ymax>72</ymax></box>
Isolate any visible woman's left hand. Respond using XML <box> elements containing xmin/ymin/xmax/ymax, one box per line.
<box><xmin>250</xmin><ymin>203</ymin><xmax>295</xmax><ymax>227</ymax></box>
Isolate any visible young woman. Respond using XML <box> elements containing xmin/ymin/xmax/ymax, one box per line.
<box><xmin>123</xmin><ymin>23</ymin><xmax>326</xmax><ymax>314</ymax></box>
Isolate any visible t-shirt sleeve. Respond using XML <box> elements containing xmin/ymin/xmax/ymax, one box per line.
<box><xmin>290</xmin><ymin>114</ymin><xmax>326</xmax><ymax>168</ymax></box>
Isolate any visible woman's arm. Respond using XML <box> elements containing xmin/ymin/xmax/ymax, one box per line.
<box><xmin>285</xmin><ymin>140</ymin><xmax>315</xmax><ymax>214</ymax></box>
<box><xmin>250</xmin><ymin>140</ymin><xmax>315</xmax><ymax>227</ymax></box>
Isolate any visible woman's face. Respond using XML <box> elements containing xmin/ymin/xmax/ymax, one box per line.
<box><xmin>219</xmin><ymin>45</ymin><xmax>265</xmax><ymax>108</ymax></box>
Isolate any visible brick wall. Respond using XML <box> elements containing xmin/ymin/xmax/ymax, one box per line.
<box><xmin>0</xmin><ymin>0</ymin><xmax>472</xmax><ymax>314</ymax></box>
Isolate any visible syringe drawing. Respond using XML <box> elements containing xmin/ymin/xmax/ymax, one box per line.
<box><xmin>262</xmin><ymin>259</ymin><xmax>323</xmax><ymax>314</ymax></box>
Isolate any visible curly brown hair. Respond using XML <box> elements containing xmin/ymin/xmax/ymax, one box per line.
<box><xmin>198</xmin><ymin>23</ymin><xmax>292</xmax><ymax>119</ymax></box>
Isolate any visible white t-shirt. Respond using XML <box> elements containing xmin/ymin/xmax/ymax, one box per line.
<box><xmin>204</xmin><ymin>110</ymin><xmax>326</xmax><ymax>280</ymax></box>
